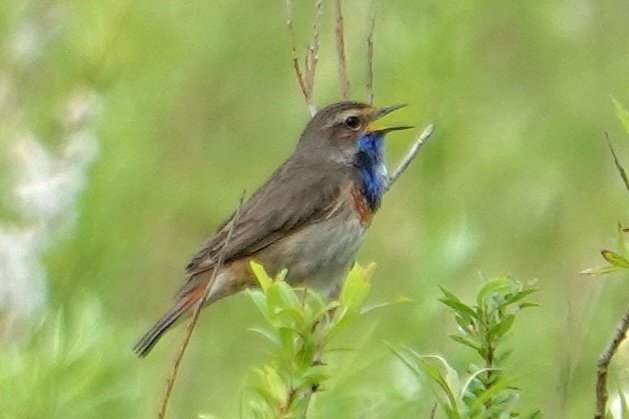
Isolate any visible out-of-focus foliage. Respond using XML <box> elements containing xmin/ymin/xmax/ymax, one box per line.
<box><xmin>2</xmin><ymin>0</ymin><xmax>629</xmax><ymax>417</ymax></box>
<box><xmin>394</xmin><ymin>276</ymin><xmax>539</xmax><ymax>419</ymax></box>
<box><xmin>0</xmin><ymin>298</ymin><xmax>141</xmax><ymax>418</ymax></box>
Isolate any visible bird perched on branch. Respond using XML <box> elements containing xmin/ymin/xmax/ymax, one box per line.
<box><xmin>134</xmin><ymin>101</ymin><xmax>410</xmax><ymax>357</ymax></box>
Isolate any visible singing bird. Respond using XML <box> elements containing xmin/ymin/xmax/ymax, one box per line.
<box><xmin>134</xmin><ymin>101</ymin><xmax>410</xmax><ymax>356</ymax></box>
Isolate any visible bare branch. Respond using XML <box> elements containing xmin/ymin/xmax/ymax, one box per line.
<box><xmin>285</xmin><ymin>0</ymin><xmax>311</xmax><ymax>113</ymax></box>
<box><xmin>594</xmin><ymin>307</ymin><xmax>629</xmax><ymax>419</ymax></box>
<box><xmin>385</xmin><ymin>124</ymin><xmax>435</xmax><ymax>192</ymax></box>
<box><xmin>333</xmin><ymin>0</ymin><xmax>351</xmax><ymax>100</ymax></box>
<box><xmin>366</xmin><ymin>13</ymin><xmax>375</xmax><ymax>105</ymax></box>
<box><xmin>157</xmin><ymin>193</ymin><xmax>246</xmax><ymax>419</ymax></box>
<box><xmin>304</xmin><ymin>0</ymin><xmax>323</xmax><ymax>115</ymax></box>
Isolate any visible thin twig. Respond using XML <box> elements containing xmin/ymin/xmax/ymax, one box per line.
<box><xmin>594</xmin><ymin>130</ymin><xmax>629</xmax><ymax>418</ymax></box>
<box><xmin>366</xmin><ymin>12</ymin><xmax>375</xmax><ymax>105</ymax></box>
<box><xmin>285</xmin><ymin>0</ymin><xmax>311</xmax><ymax>111</ymax></box>
<box><xmin>605</xmin><ymin>131</ymin><xmax>629</xmax><ymax>195</ymax></box>
<box><xmin>157</xmin><ymin>193</ymin><xmax>246</xmax><ymax>419</ymax></box>
<box><xmin>429</xmin><ymin>403</ymin><xmax>438</xmax><ymax>419</ymax></box>
<box><xmin>595</xmin><ymin>307</ymin><xmax>629</xmax><ymax>419</ymax></box>
<box><xmin>385</xmin><ymin>124</ymin><xmax>435</xmax><ymax>192</ymax></box>
<box><xmin>333</xmin><ymin>0</ymin><xmax>351</xmax><ymax>100</ymax></box>
<box><xmin>304</xmin><ymin>0</ymin><xmax>322</xmax><ymax>116</ymax></box>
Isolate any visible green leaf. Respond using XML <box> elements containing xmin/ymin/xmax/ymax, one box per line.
<box><xmin>305</xmin><ymin>289</ymin><xmax>329</xmax><ymax>314</ymax></box>
<box><xmin>277</xmin><ymin>327</ymin><xmax>298</xmax><ymax>355</ymax></box>
<box><xmin>274</xmin><ymin>307</ymin><xmax>307</xmax><ymax>332</ymax></box>
<box><xmin>247</xmin><ymin>290</ymin><xmax>272</xmax><ymax>321</ymax></box>
<box><xmin>476</xmin><ymin>277</ymin><xmax>514</xmax><ymax>307</ymax></box>
<box><xmin>250</xmin><ymin>261</ymin><xmax>273</xmax><ymax>291</ymax></box>
<box><xmin>339</xmin><ymin>263</ymin><xmax>374</xmax><ymax>310</ymax></box>
<box><xmin>388</xmin><ymin>344</ymin><xmax>423</xmax><ymax>377</ymax></box>
<box><xmin>274</xmin><ymin>281</ymin><xmax>301</xmax><ymax>311</ymax></box>
<box><xmin>248</xmin><ymin>327</ymin><xmax>280</xmax><ymax>345</ymax></box>
<box><xmin>294</xmin><ymin>364</ymin><xmax>329</xmax><ymax>388</ymax></box>
<box><xmin>448</xmin><ymin>334</ymin><xmax>481</xmax><ymax>352</ymax></box>
<box><xmin>252</xmin><ymin>366</ymin><xmax>286</xmax><ymax>407</ymax></box>
<box><xmin>525</xmin><ymin>410</ymin><xmax>543</xmax><ymax>419</ymax></box>
<box><xmin>419</xmin><ymin>355</ymin><xmax>460</xmax><ymax>413</ymax></box>
<box><xmin>266</xmin><ymin>282</ymin><xmax>298</xmax><ymax>316</ymax></box>
<box><xmin>601</xmin><ymin>249</ymin><xmax>629</xmax><ymax>268</ymax></box>
<box><xmin>488</xmin><ymin>314</ymin><xmax>515</xmax><ymax>340</ymax></box>
<box><xmin>495</xmin><ymin>347</ymin><xmax>514</xmax><ymax>364</ymax></box>
<box><xmin>361</xmin><ymin>297</ymin><xmax>414</xmax><ymax>314</ymax></box>
<box><xmin>580</xmin><ymin>265</ymin><xmax>625</xmax><ymax>276</ymax></box>
<box><xmin>440</xmin><ymin>287</ymin><xmax>475</xmax><ymax>316</ymax></box>
<box><xmin>439</xmin><ymin>286</ymin><xmax>461</xmax><ymax>302</ymax></box>
<box><xmin>391</xmin><ymin>345</ymin><xmax>461</xmax><ymax>415</ymax></box>
<box><xmin>454</xmin><ymin>313</ymin><xmax>476</xmax><ymax>336</ymax></box>
<box><xmin>460</xmin><ymin>367</ymin><xmax>496</xmax><ymax>396</ymax></box>
<box><xmin>613</xmin><ymin>97</ymin><xmax>629</xmax><ymax>135</ymax></box>
<box><xmin>323</xmin><ymin>308</ymin><xmax>352</xmax><ymax>342</ymax></box>
<box><xmin>502</xmin><ymin>287</ymin><xmax>537</xmax><ymax>307</ymax></box>
<box><xmin>440</xmin><ymin>296</ymin><xmax>477</xmax><ymax>320</ymax></box>
<box><xmin>465</xmin><ymin>371</ymin><xmax>514</xmax><ymax>414</ymax></box>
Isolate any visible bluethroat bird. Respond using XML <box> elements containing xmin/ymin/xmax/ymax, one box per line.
<box><xmin>134</xmin><ymin>101</ymin><xmax>410</xmax><ymax>357</ymax></box>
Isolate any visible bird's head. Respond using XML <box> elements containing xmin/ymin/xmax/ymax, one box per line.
<box><xmin>296</xmin><ymin>101</ymin><xmax>411</xmax><ymax>162</ymax></box>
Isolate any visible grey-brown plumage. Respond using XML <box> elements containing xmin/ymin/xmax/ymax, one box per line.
<box><xmin>134</xmin><ymin>101</ymin><xmax>409</xmax><ymax>357</ymax></box>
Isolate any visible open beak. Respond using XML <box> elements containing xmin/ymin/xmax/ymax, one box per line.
<box><xmin>370</xmin><ymin>125</ymin><xmax>413</xmax><ymax>135</ymax></box>
<box><xmin>374</xmin><ymin>104</ymin><xmax>407</xmax><ymax>120</ymax></box>
<box><xmin>369</xmin><ymin>104</ymin><xmax>413</xmax><ymax>134</ymax></box>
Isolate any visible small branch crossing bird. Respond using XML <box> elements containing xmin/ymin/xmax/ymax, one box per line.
<box><xmin>134</xmin><ymin>101</ymin><xmax>411</xmax><ymax>357</ymax></box>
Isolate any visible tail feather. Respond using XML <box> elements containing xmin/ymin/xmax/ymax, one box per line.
<box><xmin>133</xmin><ymin>284</ymin><xmax>206</xmax><ymax>357</ymax></box>
<box><xmin>134</xmin><ymin>267</ymin><xmax>238</xmax><ymax>357</ymax></box>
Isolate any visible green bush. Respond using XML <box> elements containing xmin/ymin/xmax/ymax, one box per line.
<box><xmin>0</xmin><ymin>299</ymin><xmax>141</xmax><ymax>419</ymax></box>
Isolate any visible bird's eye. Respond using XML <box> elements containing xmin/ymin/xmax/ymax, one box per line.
<box><xmin>344</xmin><ymin>116</ymin><xmax>361</xmax><ymax>130</ymax></box>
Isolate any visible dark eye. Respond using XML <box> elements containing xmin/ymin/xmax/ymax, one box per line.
<box><xmin>344</xmin><ymin>116</ymin><xmax>361</xmax><ymax>130</ymax></box>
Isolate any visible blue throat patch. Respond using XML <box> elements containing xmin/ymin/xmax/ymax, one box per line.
<box><xmin>355</xmin><ymin>132</ymin><xmax>388</xmax><ymax>211</ymax></box>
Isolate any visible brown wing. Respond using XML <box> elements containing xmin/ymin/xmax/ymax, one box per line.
<box><xmin>185</xmin><ymin>155</ymin><xmax>348</xmax><ymax>276</ymax></box>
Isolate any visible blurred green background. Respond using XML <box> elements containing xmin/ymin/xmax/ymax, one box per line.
<box><xmin>1</xmin><ymin>0</ymin><xmax>629</xmax><ymax>418</ymax></box>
